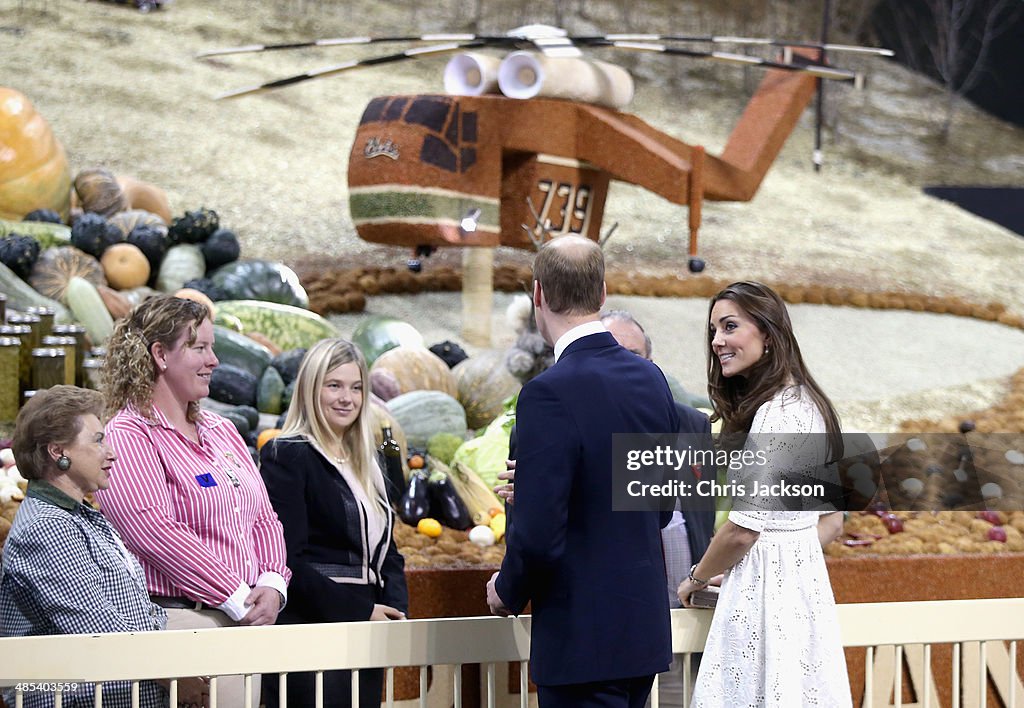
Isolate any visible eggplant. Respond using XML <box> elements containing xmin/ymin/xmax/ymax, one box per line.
<box><xmin>429</xmin><ymin>471</ymin><xmax>473</xmax><ymax>530</ymax></box>
<box><xmin>399</xmin><ymin>469</ymin><xmax>431</xmax><ymax>526</ymax></box>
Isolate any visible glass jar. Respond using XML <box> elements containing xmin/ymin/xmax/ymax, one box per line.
<box><xmin>7</xmin><ymin>313</ymin><xmax>42</xmax><ymax>352</ymax></box>
<box><xmin>0</xmin><ymin>336</ymin><xmax>19</xmax><ymax>423</ymax></box>
<box><xmin>42</xmin><ymin>336</ymin><xmax>77</xmax><ymax>385</ymax></box>
<box><xmin>31</xmin><ymin>347</ymin><xmax>65</xmax><ymax>391</ymax></box>
<box><xmin>26</xmin><ymin>306</ymin><xmax>55</xmax><ymax>339</ymax></box>
<box><xmin>82</xmin><ymin>357</ymin><xmax>105</xmax><ymax>391</ymax></box>
<box><xmin>0</xmin><ymin>324</ymin><xmax>32</xmax><ymax>391</ymax></box>
<box><xmin>52</xmin><ymin>324</ymin><xmax>88</xmax><ymax>386</ymax></box>
<box><xmin>0</xmin><ymin>293</ymin><xmax>6</xmax><ymax>323</ymax></box>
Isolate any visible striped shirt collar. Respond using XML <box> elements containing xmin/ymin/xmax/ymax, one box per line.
<box><xmin>27</xmin><ymin>478</ymin><xmax>86</xmax><ymax>512</ymax></box>
<box><xmin>124</xmin><ymin>401</ymin><xmax>226</xmax><ymax>433</ymax></box>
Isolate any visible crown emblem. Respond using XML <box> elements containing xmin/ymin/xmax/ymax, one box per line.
<box><xmin>364</xmin><ymin>136</ymin><xmax>400</xmax><ymax>160</ymax></box>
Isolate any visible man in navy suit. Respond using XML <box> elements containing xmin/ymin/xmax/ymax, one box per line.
<box><xmin>486</xmin><ymin>235</ymin><xmax>680</xmax><ymax>708</ymax></box>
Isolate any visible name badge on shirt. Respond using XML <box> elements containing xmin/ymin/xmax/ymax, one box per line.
<box><xmin>195</xmin><ymin>473</ymin><xmax>218</xmax><ymax>488</ymax></box>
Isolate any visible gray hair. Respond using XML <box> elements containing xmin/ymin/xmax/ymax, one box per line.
<box><xmin>600</xmin><ymin>310</ymin><xmax>652</xmax><ymax>359</ymax></box>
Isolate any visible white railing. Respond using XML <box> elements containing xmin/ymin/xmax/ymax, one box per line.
<box><xmin>1</xmin><ymin>599</ymin><xmax>1023</xmax><ymax>708</ymax></box>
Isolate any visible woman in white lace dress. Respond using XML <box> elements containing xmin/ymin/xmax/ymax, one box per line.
<box><xmin>677</xmin><ymin>281</ymin><xmax>852</xmax><ymax>708</ymax></box>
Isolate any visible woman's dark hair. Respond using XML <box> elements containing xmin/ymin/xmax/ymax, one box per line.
<box><xmin>706</xmin><ymin>281</ymin><xmax>843</xmax><ymax>459</ymax></box>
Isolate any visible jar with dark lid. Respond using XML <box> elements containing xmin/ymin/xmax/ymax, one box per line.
<box><xmin>31</xmin><ymin>347</ymin><xmax>65</xmax><ymax>391</ymax></box>
<box><xmin>42</xmin><ymin>335</ymin><xmax>77</xmax><ymax>385</ymax></box>
<box><xmin>0</xmin><ymin>336</ymin><xmax>19</xmax><ymax>423</ymax></box>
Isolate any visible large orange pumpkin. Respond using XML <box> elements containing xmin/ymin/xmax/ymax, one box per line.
<box><xmin>0</xmin><ymin>87</ymin><xmax>72</xmax><ymax>222</ymax></box>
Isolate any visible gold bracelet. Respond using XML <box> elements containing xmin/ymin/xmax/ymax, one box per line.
<box><xmin>688</xmin><ymin>564</ymin><xmax>710</xmax><ymax>587</ymax></box>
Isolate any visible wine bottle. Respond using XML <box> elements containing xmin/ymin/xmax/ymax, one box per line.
<box><xmin>379</xmin><ymin>420</ymin><xmax>405</xmax><ymax>507</ymax></box>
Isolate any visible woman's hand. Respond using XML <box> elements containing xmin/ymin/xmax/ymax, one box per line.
<box><xmin>370</xmin><ymin>603</ymin><xmax>406</xmax><ymax>621</ymax></box>
<box><xmin>239</xmin><ymin>586</ymin><xmax>281</xmax><ymax>626</ymax></box>
<box><xmin>159</xmin><ymin>676</ymin><xmax>209</xmax><ymax>708</ymax></box>
<box><xmin>677</xmin><ymin>578</ymin><xmax>702</xmax><ymax>608</ymax></box>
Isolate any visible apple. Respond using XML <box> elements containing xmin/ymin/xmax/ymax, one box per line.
<box><xmin>883</xmin><ymin>514</ymin><xmax>904</xmax><ymax>534</ymax></box>
<box><xmin>988</xmin><ymin>526</ymin><xmax>1008</xmax><ymax>543</ymax></box>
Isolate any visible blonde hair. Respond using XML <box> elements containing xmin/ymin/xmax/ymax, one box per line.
<box><xmin>280</xmin><ymin>338</ymin><xmax>381</xmax><ymax>498</ymax></box>
<box><xmin>102</xmin><ymin>295</ymin><xmax>209</xmax><ymax>422</ymax></box>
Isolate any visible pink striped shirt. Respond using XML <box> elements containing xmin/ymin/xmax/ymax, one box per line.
<box><xmin>95</xmin><ymin>405</ymin><xmax>291</xmax><ymax>621</ymax></box>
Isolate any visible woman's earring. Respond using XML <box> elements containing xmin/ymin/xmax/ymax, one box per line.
<box><xmin>764</xmin><ymin>345</ymin><xmax>770</xmax><ymax>354</ymax></box>
<box><xmin>56</xmin><ymin>455</ymin><xmax>72</xmax><ymax>471</ymax></box>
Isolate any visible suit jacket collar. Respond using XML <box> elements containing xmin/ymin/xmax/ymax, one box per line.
<box><xmin>553</xmin><ymin>320</ymin><xmax>607</xmax><ymax>362</ymax></box>
<box><xmin>558</xmin><ymin>330</ymin><xmax>618</xmax><ymax>361</ymax></box>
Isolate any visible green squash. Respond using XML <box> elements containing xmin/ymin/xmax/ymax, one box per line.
<box><xmin>211</xmin><ymin>259</ymin><xmax>308</xmax><ymax>309</ymax></box>
<box><xmin>453</xmin><ymin>351</ymin><xmax>522</xmax><ymax>429</ymax></box>
<box><xmin>351</xmin><ymin>315</ymin><xmax>424</xmax><ymax>365</ymax></box>
<box><xmin>386</xmin><ymin>390</ymin><xmax>467</xmax><ymax>449</ymax></box>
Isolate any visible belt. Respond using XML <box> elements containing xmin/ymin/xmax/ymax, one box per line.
<box><xmin>151</xmin><ymin>595</ymin><xmax>209</xmax><ymax>611</ymax></box>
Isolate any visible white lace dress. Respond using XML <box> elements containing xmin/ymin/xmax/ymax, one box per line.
<box><xmin>692</xmin><ymin>387</ymin><xmax>852</xmax><ymax>708</ymax></box>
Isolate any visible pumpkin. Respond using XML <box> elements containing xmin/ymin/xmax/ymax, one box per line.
<box><xmin>74</xmin><ymin>167</ymin><xmax>128</xmax><ymax>217</ymax></box>
<box><xmin>70</xmin><ymin>212</ymin><xmax>124</xmax><ymax>258</ymax></box>
<box><xmin>201</xmin><ymin>228</ymin><xmax>240</xmax><ymax>270</ymax></box>
<box><xmin>117</xmin><ymin>176</ymin><xmax>171</xmax><ymax>224</ymax></box>
<box><xmin>453</xmin><ymin>351</ymin><xmax>522</xmax><ymax>429</ymax></box>
<box><xmin>0</xmin><ymin>234</ymin><xmax>40</xmax><ymax>279</ymax></box>
<box><xmin>210</xmin><ymin>259</ymin><xmax>308</xmax><ymax>309</ymax></box>
<box><xmin>370</xmin><ymin>367</ymin><xmax>401</xmax><ymax>401</ymax></box>
<box><xmin>156</xmin><ymin>244</ymin><xmax>205</xmax><ymax>292</ymax></box>
<box><xmin>109</xmin><ymin>209</ymin><xmax>168</xmax><ymax>272</ymax></box>
<box><xmin>29</xmin><ymin>246</ymin><xmax>107</xmax><ymax>303</ymax></box>
<box><xmin>256</xmin><ymin>428</ymin><xmax>282</xmax><ymax>451</ymax></box>
<box><xmin>352</xmin><ymin>316</ymin><xmax>424</xmax><ymax>364</ymax></box>
<box><xmin>169</xmin><ymin>208</ymin><xmax>219</xmax><ymax>244</ymax></box>
<box><xmin>174</xmin><ymin>288</ymin><xmax>216</xmax><ymax>319</ymax></box>
<box><xmin>0</xmin><ymin>88</ymin><xmax>72</xmax><ymax>222</ymax></box>
<box><xmin>385</xmin><ymin>390</ymin><xmax>467</xmax><ymax>449</ymax></box>
<box><xmin>101</xmin><ymin>243</ymin><xmax>150</xmax><ymax>290</ymax></box>
<box><xmin>371</xmin><ymin>346</ymin><xmax>458</xmax><ymax>397</ymax></box>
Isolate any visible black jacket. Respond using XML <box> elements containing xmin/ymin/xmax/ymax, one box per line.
<box><xmin>260</xmin><ymin>437</ymin><xmax>407</xmax><ymax>622</ymax></box>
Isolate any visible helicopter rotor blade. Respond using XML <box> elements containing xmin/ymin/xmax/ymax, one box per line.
<box><xmin>197</xmin><ymin>33</ymin><xmax>496</xmax><ymax>58</ymax></box>
<box><xmin>576</xmin><ymin>34</ymin><xmax>893</xmax><ymax>57</ymax></box>
<box><xmin>598</xmin><ymin>41</ymin><xmax>862</xmax><ymax>82</ymax></box>
<box><xmin>214</xmin><ymin>40</ymin><xmax>492</xmax><ymax>100</ymax></box>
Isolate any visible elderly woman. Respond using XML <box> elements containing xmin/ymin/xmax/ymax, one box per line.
<box><xmin>0</xmin><ymin>385</ymin><xmax>207</xmax><ymax>708</ymax></box>
<box><xmin>260</xmin><ymin>338</ymin><xmax>407</xmax><ymax>707</ymax></box>
<box><xmin>95</xmin><ymin>295</ymin><xmax>290</xmax><ymax>707</ymax></box>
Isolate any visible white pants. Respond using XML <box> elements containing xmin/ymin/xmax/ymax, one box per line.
<box><xmin>164</xmin><ymin>607</ymin><xmax>261</xmax><ymax>707</ymax></box>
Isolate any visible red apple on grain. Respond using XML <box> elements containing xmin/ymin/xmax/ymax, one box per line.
<box><xmin>988</xmin><ymin>526</ymin><xmax>1008</xmax><ymax>543</ymax></box>
<box><xmin>883</xmin><ymin>514</ymin><xmax>904</xmax><ymax>534</ymax></box>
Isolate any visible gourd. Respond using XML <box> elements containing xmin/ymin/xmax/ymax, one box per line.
<box><xmin>352</xmin><ymin>315</ymin><xmax>424</xmax><ymax>364</ymax></box>
<box><xmin>109</xmin><ymin>209</ymin><xmax>168</xmax><ymax>272</ymax></box>
<box><xmin>73</xmin><ymin>167</ymin><xmax>128</xmax><ymax>217</ymax></box>
<box><xmin>156</xmin><ymin>244</ymin><xmax>205</xmax><ymax>292</ymax></box>
<box><xmin>0</xmin><ymin>217</ymin><xmax>70</xmax><ymax>249</ymax></box>
<box><xmin>269</xmin><ymin>348</ymin><xmax>307</xmax><ymax>385</ymax></box>
<box><xmin>100</xmin><ymin>243</ymin><xmax>150</xmax><ymax>290</ymax></box>
<box><xmin>117</xmin><ymin>176</ymin><xmax>171</xmax><ymax>224</ymax></box>
<box><xmin>0</xmin><ymin>234</ymin><xmax>40</xmax><ymax>279</ymax></box>
<box><xmin>211</xmin><ymin>259</ymin><xmax>308</xmax><ymax>309</ymax></box>
<box><xmin>386</xmin><ymin>390</ymin><xmax>467</xmax><ymax>449</ymax></box>
<box><xmin>29</xmin><ymin>246</ymin><xmax>107</xmax><ymax>302</ymax></box>
<box><xmin>371</xmin><ymin>346</ymin><xmax>458</xmax><ymax>397</ymax></box>
<box><xmin>174</xmin><ymin>288</ymin><xmax>216</xmax><ymax>319</ymax></box>
<box><xmin>201</xmin><ymin>229</ymin><xmax>240</xmax><ymax>271</ymax></box>
<box><xmin>257</xmin><ymin>366</ymin><xmax>286</xmax><ymax>415</ymax></box>
<box><xmin>214</xmin><ymin>300</ymin><xmax>338</xmax><ymax>351</ymax></box>
<box><xmin>65</xmin><ymin>276</ymin><xmax>115</xmax><ymax>344</ymax></box>
<box><xmin>0</xmin><ymin>87</ymin><xmax>72</xmax><ymax>222</ymax></box>
<box><xmin>70</xmin><ymin>213</ymin><xmax>123</xmax><ymax>258</ymax></box>
<box><xmin>169</xmin><ymin>208</ymin><xmax>219</xmax><ymax>244</ymax></box>
<box><xmin>453</xmin><ymin>351</ymin><xmax>522</xmax><ymax>429</ymax></box>
<box><xmin>0</xmin><ymin>260</ymin><xmax>71</xmax><ymax>321</ymax></box>
<box><xmin>212</xmin><ymin>324</ymin><xmax>272</xmax><ymax>378</ymax></box>
<box><xmin>208</xmin><ymin>364</ymin><xmax>259</xmax><ymax>407</ymax></box>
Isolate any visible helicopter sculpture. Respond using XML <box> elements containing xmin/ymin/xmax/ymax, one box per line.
<box><xmin>203</xmin><ymin>25</ymin><xmax>891</xmax><ymax>272</ymax></box>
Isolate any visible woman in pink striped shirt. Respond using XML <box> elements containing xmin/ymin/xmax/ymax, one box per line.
<box><xmin>95</xmin><ymin>295</ymin><xmax>291</xmax><ymax>708</ymax></box>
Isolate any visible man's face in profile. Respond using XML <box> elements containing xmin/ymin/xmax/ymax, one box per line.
<box><xmin>604</xmin><ymin>319</ymin><xmax>649</xmax><ymax>360</ymax></box>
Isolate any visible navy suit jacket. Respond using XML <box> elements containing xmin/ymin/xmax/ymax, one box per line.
<box><xmin>495</xmin><ymin>331</ymin><xmax>680</xmax><ymax>686</ymax></box>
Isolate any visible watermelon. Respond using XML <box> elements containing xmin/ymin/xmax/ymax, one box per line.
<box><xmin>351</xmin><ymin>315</ymin><xmax>424</xmax><ymax>364</ymax></box>
<box><xmin>214</xmin><ymin>300</ymin><xmax>339</xmax><ymax>351</ymax></box>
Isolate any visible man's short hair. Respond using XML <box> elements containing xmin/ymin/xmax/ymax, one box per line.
<box><xmin>533</xmin><ymin>236</ymin><xmax>604</xmax><ymax>315</ymax></box>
